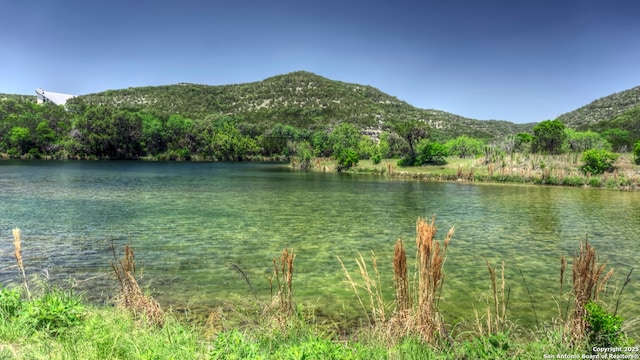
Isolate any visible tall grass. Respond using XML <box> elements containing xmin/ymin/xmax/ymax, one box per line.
<box><xmin>110</xmin><ymin>243</ymin><xmax>164</xmax><ymax>326</ymax></box>
<box><xmin>269</xmin><ymin>248</ymin><xmax>296</xmax><ymax>320</ymax></box>
<box><xmin>568</xmin><ymin>239</ymin><xmax>614</xmax><ymax>343</ymax></box>
<box><xmin>475</xmin><ymin>260</ymin><xmax>510</xmax><ymax>336</ymax></box>
<box><xmin>11</xmin><ymin>228</ymin><xmax>30</xmax><ymax>299</ymax></box>
<box><xmin>414</xmin><ymin>216</ymin><xmax>454</xmax><ymax>342</ymax></box>
<box><xmin>338</xmin><ymin>216</ymin><xmax>454</xmax><ymax>343</ymax></box>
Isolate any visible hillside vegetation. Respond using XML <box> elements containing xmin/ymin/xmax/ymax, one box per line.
<box><xmin>0</xmin><ymin>93</ymin><xmax>36</xmax><ymax>102</ymax></box>
<box><xmin>78</xmin><ymin>71</ymin><xmax>533</xmax><ymax>139</ymax></box>
<box><xmin>558</xmin><ymin>86</ymin><xmax>640</xmax><ymax>129</ymax></box>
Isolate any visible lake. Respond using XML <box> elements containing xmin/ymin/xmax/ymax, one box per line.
<box><xmin>1</xmin><ymin>160</ymin><xmax>638</xmax><ymax>332</ymax></box>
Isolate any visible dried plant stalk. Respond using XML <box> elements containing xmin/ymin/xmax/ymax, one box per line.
<box><xmin>393</xmin><ymin>239</ymin><xmax>410</xmax><ymax>313</ymax></box>
<box><xmin>12</xmin><ymin>228</ymin><xmax>31</xmax><ymax>299</ymax></box>
<box><xmin>110</xmin><ymin>243</ymin><xmax>164</xmax><ymax>326</ymax></box>
<box><xmin>415</xmin><ymin>216</ymin><xmax>454</xmax><ymax>342</ymax></box>
<box><xmin>272</xmin><ymin>248</ymin><xmax>295</xmax><ymax>318</ymax></box>
<box><xmin>569</xmin><ymin>240</ymin><xmax>614</xmax><ymax>342</ymax></box>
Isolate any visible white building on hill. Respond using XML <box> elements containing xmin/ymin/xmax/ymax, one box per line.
<box><xmin>35</xmin><ymin>88</ymin><xmax>76</xmax><ymax>105</ymax></box>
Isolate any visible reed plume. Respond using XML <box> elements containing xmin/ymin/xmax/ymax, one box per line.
<box><xmin>393</xmin><ymin>239</ymin><xmax>410</xmax><ymax>314</ymax></box>
<box><xmin>271</xmin><ymin>248</ymin><xmax>296</xmax><ymax>318</ymax></box>
<box><xmin>337</xmin><ymin>251</ymin><xmax>387</xmax><ymax>326</ymax></box>
<box><xmin>484</xmin><ymin>260</ymin><xmax>509</xmax><ymax>334</ymax></box>
<box><xmin>110</xmin><ymin>243</ymin><xmax>164</xmax><ymax>326</ymax></box>
<box><xmin>569</xmin><ymin>240</ymin><xmax>614</xmax><ymax>342</ymax></box>
<box><xmin>414</xmin><ymin>216</ymin><xmax>454</xmax><ymax>342</ymax></box>
<box><xmin>12</xmin><ymin>228</ymin><xmax>31</xmax><ymax>299</ymax></box>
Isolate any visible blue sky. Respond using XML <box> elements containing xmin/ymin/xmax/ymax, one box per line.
<box><xmin>1</xmin><ymin>0</ymin><xmax>638</xmax><ymax>123</ymax></box>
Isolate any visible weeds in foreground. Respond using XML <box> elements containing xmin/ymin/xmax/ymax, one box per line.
<box><xmin>11</xmin><ymin>228</ymin><xmax>30</xmax><ymax>300</ymax></box>
<box><xmin>413</xmin><ymin>216</ymin><xmax>454</xmax><ymax>342</ymax></box>
<box><xmin>110</xmin><ymin>243</ymin><xmax>164</xmax><ymax>326</ymax></box>
<box><xmin>269</xmin><ymin>248</ymin><xmax>296</xmax><ymax>320</ymax></box>
<box><xmin>338</xmin><ymin>216</ymin><xmax>454</xmax><ymax>344</ymax></box>
<box><xmin>475</xmin><ymin>260</ymin><xmax>510</xmax><ymax>337</ymax></box>
<box><xmin>568</xmin><ymin>240</ymin><xmax>614</xmax><ymax>344</ymax></box>
<box><xmin>337</xmin><ymin>252</ymin><xmax>387</xmax><ymax>326</ymax></box>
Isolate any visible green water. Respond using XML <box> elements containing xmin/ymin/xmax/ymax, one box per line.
<box><xmin>1</xmin><ymin>161</ymin><xmax>638</xmax><ymax>331</ymax></box>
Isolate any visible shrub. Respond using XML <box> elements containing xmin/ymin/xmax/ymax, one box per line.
<box><xmin>0</xmin><ymin>287</ymin><xmax>22</xmax><ymax>318</ymax></box>
<box><xmin>416</xmin><ymin>139</ymin><xmax>448</xmax><ymax>165</ymax></box>
<box><xmin>580</xmin><ymin>149</ymin><xmax>618</xmax><ymax>175</ymax></box>
<box><xmin>584</xmin><ymin>301</ymin><xmax>627</xmax><ymax>347</ymax></box>
<box><xmin>335</xmin><ymin>148</ymin><xmax>359</xmax><ymax>171</ymax></box>
<box><xmin>23</xmin><ymin>288</ymin><xmax>84</xmax><ymax>333</ymax></box>
<box><xmin>634</xmin><ymin>140</ymin><xmax>640</xmax><ymax>165</ymax></box>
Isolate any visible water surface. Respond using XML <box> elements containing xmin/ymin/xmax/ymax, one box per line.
<box><xmin>1</xmin><ymin>161</ymin><xmax>638</xmax><ymax>332</ymax></box>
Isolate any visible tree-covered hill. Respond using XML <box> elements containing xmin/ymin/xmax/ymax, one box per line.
<box><xmin>557</xmin><ymin>86</ymin><xmax>640</xmax><ymax>128</ymax></box>
<box><xmin>0</xmin><ymin>93</ymin><xmax>36</xmax><ymax>102</ymax></box>
<box><xmin>77</xmin><ymin>71</ymin><xmax>533</xmax><ymax>139</ymax></box>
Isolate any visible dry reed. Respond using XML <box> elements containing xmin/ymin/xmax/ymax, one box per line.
<box><xmin>337</xmin><ymin>251</ymin><xmax>387</xmax><ymax>326</ymax></box>
<box><xmin>337</xmin><ymin>216</ymin><xmax>454</xmax><ymax>343</ymax></box>
<box><xmin>270</xmin><ymin>248</ymin><xmax>296</xmax><ymax>318</ymax></box>
<box><xmin>482</xmin><ymin>260</ymin><xmax>509</xmax><ymax>334</ymax></box>
<box><xmin>414</xmin><ymin>216</ymin><xmax>454</xmax><ymax>342</ymax></box>
<box><xmin>11</xmin><ymin>228</ymin><xmax>31</xmax><ymax>299</ymax></box>
<box><xmin>110</xmin><ymin>243</ymin><xmax>164</xmax><ymax>326</ymax></box>
<box><xmin>569</xmin><ymin>240</ymin><xmax>614</xmax><ymax>342</ymax></box>
<box><xmin>393</xmin><ymin>239</ymin><xmax>410</xmax><ymax>314</ymax></box>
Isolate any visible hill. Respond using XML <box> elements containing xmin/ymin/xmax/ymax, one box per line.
<box><xmin>0</xmin><ymin>93</ymin><xmax>36</xmax><ymax>102</ymax></box>
<box><xmin>76</xmin><ymin>71</ymin><xmax>533</xmax><ymax>139</ymax></box>
<box><xmin>557</xmin><ymin>86</ymin><xmax>640</xmax><ymax>129</ymax></box>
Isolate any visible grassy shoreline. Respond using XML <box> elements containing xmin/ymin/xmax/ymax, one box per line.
<box><xmin>300</xmin><ymin>153</ymin><xmax>640</xmax><ymax>191</ymax></box>
<box><xmin>1</xmin><ymin>226</ymin><xmax>636</xmax><ymax>359</ymax></box>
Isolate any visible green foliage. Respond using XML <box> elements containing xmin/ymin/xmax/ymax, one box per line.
<box><xmin>72</xmin><ymin>71</ymin><xmax>532</xmax><ymax>139</ymax></box>
<box><xmin>565</xmin><ymin>129</ymin><xmax>610</xmax><ymax>152</ymax></box>
<box><xmin>634</xmin><ymin>140</ymin><xmax>640</xmax><ymax>165</ymax></box>
<box><xmin>393</xmin><ymin>120</ymin><xmax>429</xmax><ymax>158</ymax></box>
<box><xmin>0</xmin><ymin>287</ymin><xmax>22</xmax><ymax>319</ymax></box>
<box><xmin>601</xmin><ymin>128</ymin><xmax>631</xmax><ymax>152</ymax></box>
<box><xmin>559</xmin><ymin>86</ymin><xmax>640</xmax><ymax>129</ymax></box>
<box><xmin>416</xmin><ymin>139</ymin><xmax>448</xmax><ymax>165</ymax></box>
<box><xmin>589</xmin><ymin>105</ymin><xmax>640</xmax><ymax>146</ymax></box>
<box><xmin>290</xmin><ymin>141</ymin><xmax>313</xmax><ymax>170</ymax></box>
<box><xmin>584</xmin><ymin>301</ymin><xmax>628</xmax><ymax>347</ymax></box>
<box><xmin>8</xmin><ymin>126</ymin><xmax>32</xmax><ymax>153</ymax></box>
<box><xmin>445</xmin><ymin>135</ymin><xmax>484</xmax><ymax>158</ymax></box>
<box><xmin>580</xmin><ymin>149</ymin><xmax>619</xmax><ymax>175</ymax></box>
<box><xmin>336</xmin><ymin>148</ymin><xmax>359</xmax><ymax>171</ymax></box>
<box><xmin>0</xmin><ymin>286</ymin><xmax>83</xmax><ymax>336</ymax></box>
<box><xmin>371</xmin><ymin>149</ymin><xmax>382</xmax><ymax>164</ymax></box>
<box><xmin>24</xmin><ymin>288</ymin><xmax>84</xmax><ymax>334</ymax></box>
<box><xmin>532</xmin><ymin>119</ymin><xmax>567</xmax><ymax>154</ymax></box>
<box><xmin>379</xmin><ymin>131</ymin><xmax>408</xmax><ymax>158</ymax></box>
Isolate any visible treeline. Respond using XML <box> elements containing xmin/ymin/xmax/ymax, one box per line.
<box><xmin>1</xmin><ymin>98</ymin><xmax>639</xmax><ymax>172</ymax></box>
<box><xmin>0</xmin><ymin>98</ymin><xmax>390</xmax><ymax>163</ymax></box>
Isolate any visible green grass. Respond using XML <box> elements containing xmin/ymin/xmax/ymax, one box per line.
<box><xmin>313</xmin><ymin>153</ymin><xmax>640</xmax><ymax>190</ymax></box>
<box><xmin>0</xmin><ymin>283</ymin><xmax>632</xmax><ymax>359</ymax></box>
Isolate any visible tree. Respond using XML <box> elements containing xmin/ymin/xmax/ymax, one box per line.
<box><xmin>633</xmin><ymin>140</ymin><xmax>640</xmax><ymax>165</ymax></box>
<box><xmin>445</xmin><ymin>136</ymin><xmax>484</xmax><ymax>158</ymax></box>
<box><xmin>416</xmin><ymin>139</ymin><xmax>448</xmax><ymax>165</ymax></box>
<box><xmin>8</xmin><ymin>126</ymin><xmax>32</xmax><ymax>154</ymax></box>
<box><xmin>601</xmin><ymin>128</ymin><xmax>630</xmax><ymax>152</ymax></box>
<box><xmin>393</xmin><ymin>120</ymin><xmax>429</xmax><ymax>159</ymax></box>
<box><xmin>335</xmin><ymin>148</ymin><xmax>359</xmax><ymax>171</ymax></box>
<box><xmin>262</xmin><ymin>123</ymin><xmax>300</xmax><ymax>156</ymax></box>
<box><xmin>532</xmin><ymin>119</ymin><xmax>566</xmax><ymax>154</ymax></box>
<box><xmin>329</xmin><ymin>123</ymin><xmax>361</xmax><ymax>157</ymax></box>
<box><xmin>565</xmin><ymin>129</ymin><xmax>610</xmax><ymax>152</ymax></box>
<box><xmin>379</xmin><ymin>131</ymin><xmax>408</xmax><ymax>158</ymax></box>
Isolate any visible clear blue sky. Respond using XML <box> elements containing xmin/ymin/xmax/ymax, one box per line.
<box><xmin>1</xmin><ymin>0</ymin><xmax>639</xmax><ymax>123</ymax></box>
